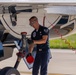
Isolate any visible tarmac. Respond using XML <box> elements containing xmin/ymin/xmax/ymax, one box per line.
<box><xmin>0</xmin><ymin>49</ymin><xmax>76</xmax><ymax>75</ymax></box>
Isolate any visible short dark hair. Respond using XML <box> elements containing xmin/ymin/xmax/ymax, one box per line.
<box><xmin>29</xmin><ymin>16</ymin><xmax>38</xmax><ymax>21</ymax></box>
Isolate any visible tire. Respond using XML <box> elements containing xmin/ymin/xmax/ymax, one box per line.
<box><xmin>0</xmin><ymin>67</ymin><xmax>20</xmax><ymax>75</ymax></box>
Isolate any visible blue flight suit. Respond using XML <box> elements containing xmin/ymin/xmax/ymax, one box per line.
<box><xmin>31</xmin><ymin>25</ymin><xmax>52</xmax><ymax>75</ymax></box>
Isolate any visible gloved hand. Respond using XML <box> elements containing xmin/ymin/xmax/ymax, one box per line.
<box><xmin>27</xmin><ymin>38</ymin><xmax>34</xmax><ymax>44</ymax></box>
<box><xmin>16</xmin><ymin>51</ymin><xmax>25</xmax><ymax>58</ymax></box>
<box><xmin>26</xmin><ymin>53</ymin><xmax>34</xmax><ymax>64</ymax></box>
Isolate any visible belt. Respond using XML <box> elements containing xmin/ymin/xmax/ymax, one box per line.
<box><xmin>38</xmin><ymin>49</ymin><xmax>42</xmax><ymax>51</ymax></box>
<box><xmin>37</xmin><ymin>49</ymin><xmax>42</xmax><ymax>52</ymax></box>
<box><xmin>37</xmin><ymin>49</ymin><xmax>47</xmax><ymax>52</ymax></box>
<box><xmin>37</xmin><ymin>47</ymin><xmax>49</xmax><ymax>52</ymax></box>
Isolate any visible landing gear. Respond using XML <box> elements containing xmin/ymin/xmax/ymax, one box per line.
<box><xmin>0</xmin><ymin>32</ymin><xmax>27</xmax><ymax>75</ymax></box>
<box><xmin>0</xmin><ymin>67</ymin><xmax>20</xmax><ymax>75</ymax></box>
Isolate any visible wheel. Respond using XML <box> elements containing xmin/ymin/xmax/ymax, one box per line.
<box><xmin>0</xmin><ymin>67</ymin><xmax>20</xmax><ymax>75</ymax></box>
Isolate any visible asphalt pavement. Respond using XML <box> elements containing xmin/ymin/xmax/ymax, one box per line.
<box><xmin>0</xmin><ymin>49</ymin><xmax>76</xmax><ymax>75</ymax></box>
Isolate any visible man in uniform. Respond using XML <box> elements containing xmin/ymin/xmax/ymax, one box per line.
<box><xmin>27</xmin><ymin>16</ymin><xmax>52</xmax><ymax>75</ymax></box>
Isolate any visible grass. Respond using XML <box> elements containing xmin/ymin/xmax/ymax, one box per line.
<box><xmin>49</xmin><ymin>34</ymin><xmax>76</xmax><ymax>49</ymax></box>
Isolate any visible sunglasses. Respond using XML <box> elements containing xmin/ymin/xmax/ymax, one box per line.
<box><xmin>30</xmin><ymin>19</ymin><xmax>37</xmax><ymax>26</ymax></box>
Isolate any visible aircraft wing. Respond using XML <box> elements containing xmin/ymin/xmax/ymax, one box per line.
<box><xmin>0</xmin><ymin>0</ymin><xmax>76</xmax><ymax>15</ymax></box>
<box><xmin>0</xmin><ymin>1</ymin><xmax>76</xmax><ymax>38</ymax></box>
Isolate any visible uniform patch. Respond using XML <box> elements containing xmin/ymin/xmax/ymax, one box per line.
<box><xmin>33</xmin><ymin>32</ymin><xmax>36</xmax><ymax>37</ymax></box>
<box><xmin>44</xmin><ymin>29</ymin><xmax>48</xmax><ymax>33</ymax></box>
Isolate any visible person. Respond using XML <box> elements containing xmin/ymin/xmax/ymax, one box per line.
<box><xmin>27</xmin><ymin>16</ymin><xmax>52</xmax><ymax>75</ymax></box>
